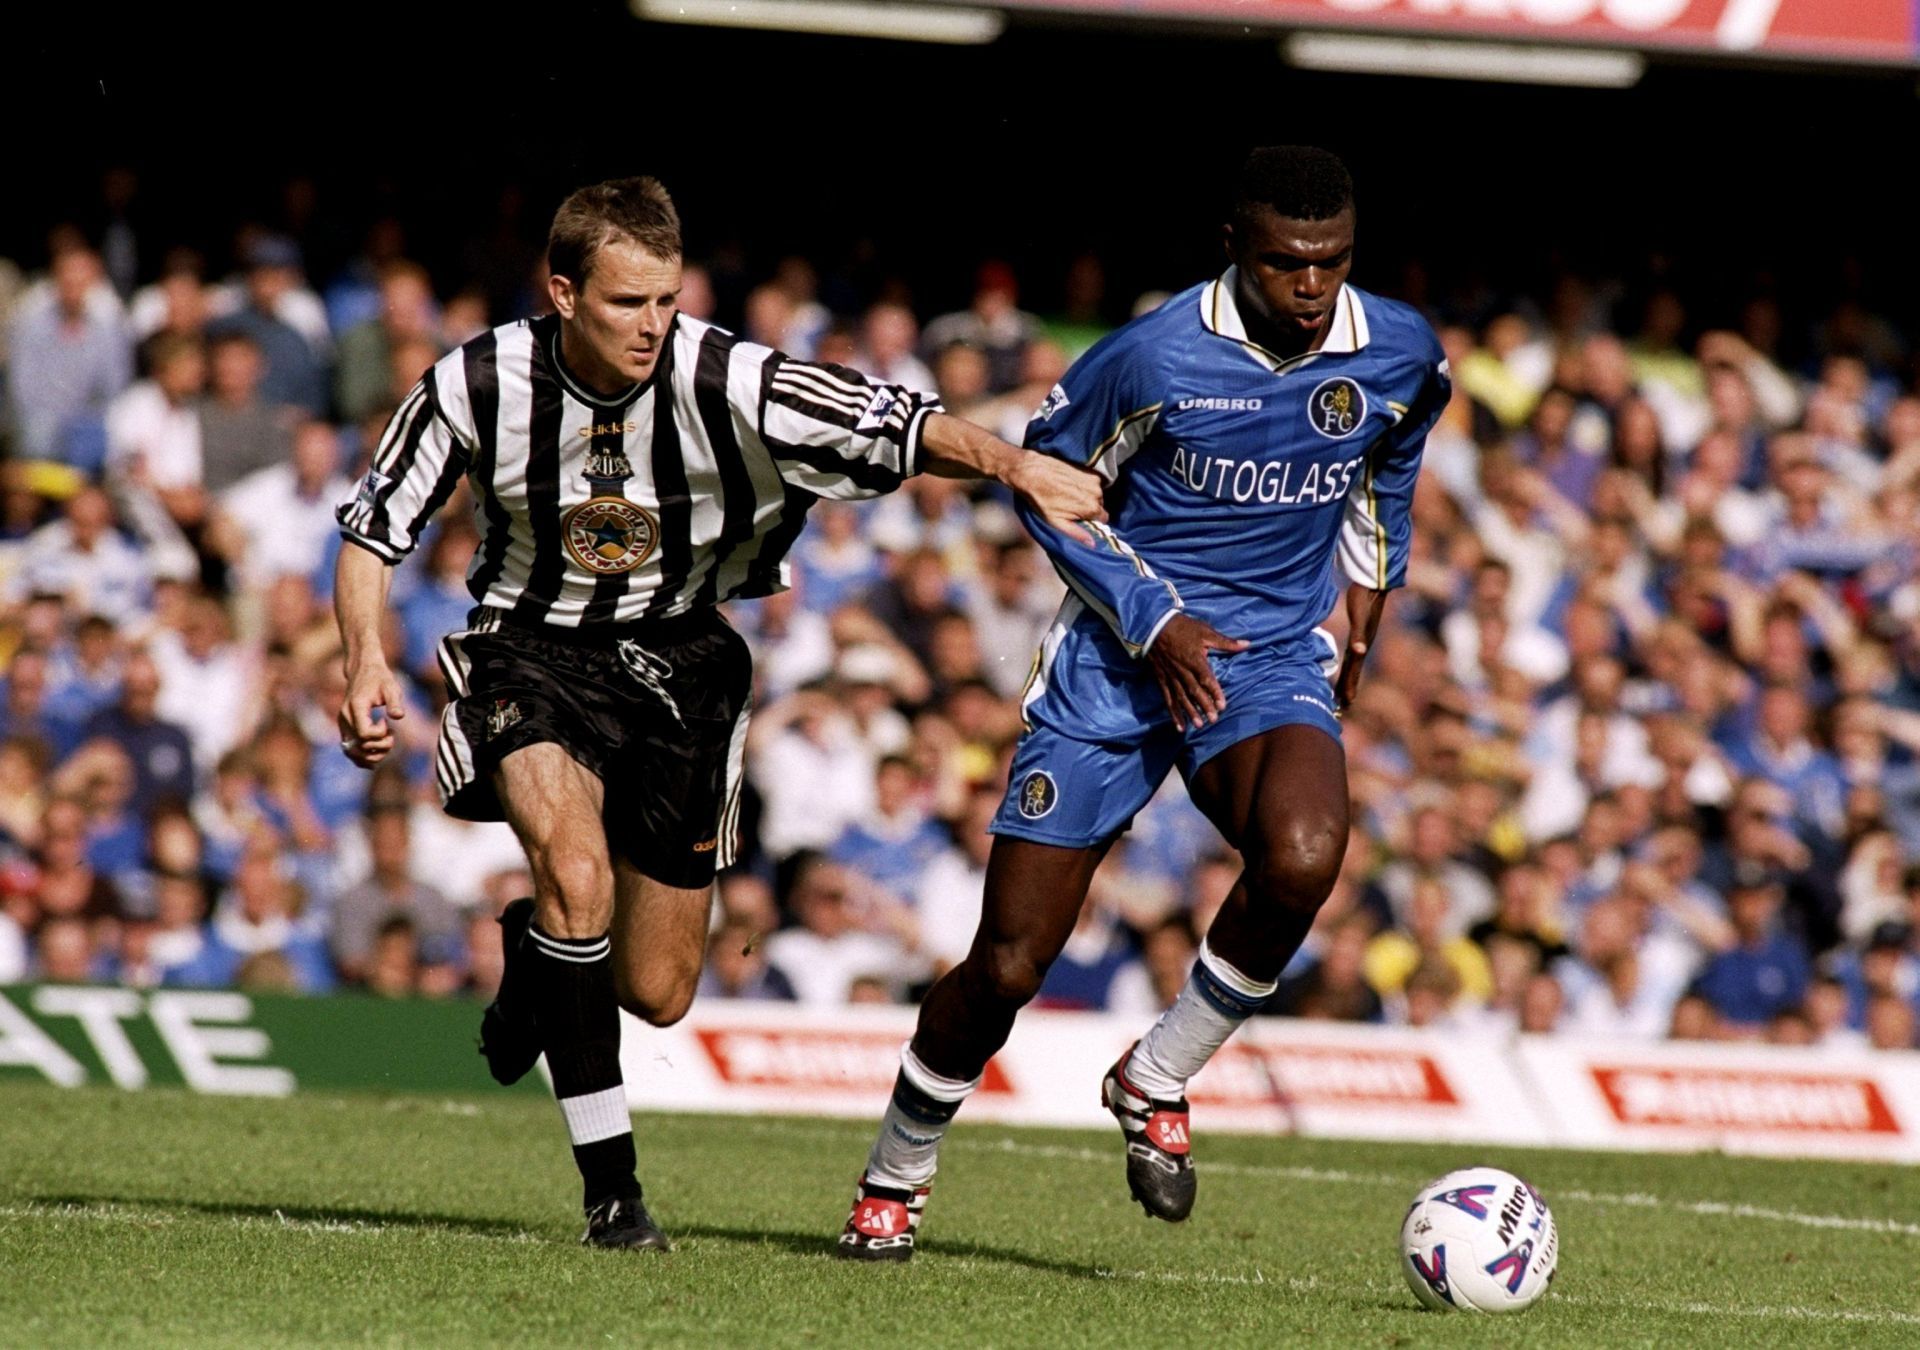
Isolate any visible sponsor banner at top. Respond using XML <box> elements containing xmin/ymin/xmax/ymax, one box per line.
<box><xmin>975</xmin><ymin>0</ymin><xmax>1918</xmax><ymax>66</ymax></box>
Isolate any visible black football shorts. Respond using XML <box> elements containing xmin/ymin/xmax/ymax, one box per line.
<box><xmin>433</xmin><ymin>605</ymin><xmax>752</xmax><ymax>889</ymax></box>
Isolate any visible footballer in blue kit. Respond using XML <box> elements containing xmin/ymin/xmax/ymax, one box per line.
<box><xmin>995</xmin><ymin>226</ymin><xmax>1442</xmax><ymax>843</ymax></box>
<box><xmin>838</xmin><ymin>147</ymin><xmax>1449</xmax><ymax>1260</ymax></box>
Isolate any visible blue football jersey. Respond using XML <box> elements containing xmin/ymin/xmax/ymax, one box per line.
<box><xmin>1018</xmin><ymin>272</ymin><xmax>1448</xmax><ymax>655</ymax></box>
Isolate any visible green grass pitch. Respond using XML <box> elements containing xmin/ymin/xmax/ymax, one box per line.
<box><xmin>2</xmin><ymin>1081</ymin><xmax>1917</xmax><ymax>1346</ymax></box>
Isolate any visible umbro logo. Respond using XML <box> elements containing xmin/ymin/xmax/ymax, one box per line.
<box><xmin>1176</xmin><ymin>396</ymin><xmax>1264</xmax><ymax>412</ymax></box>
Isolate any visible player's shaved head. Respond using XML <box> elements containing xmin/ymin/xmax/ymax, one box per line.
<box><xmin>1233</xmin><ymin>146</ymin><xmax>1353</xmax><ymax>229</ymax></box>
<box><xmin>1223</xmin><ymin>147</ymin><xmax>1356</xmax><ymax>354</ymax></box>
<box><xmin>548</xmin><ymin>176</ymin><xmax>682</xmax><ymax>284</ymax></box>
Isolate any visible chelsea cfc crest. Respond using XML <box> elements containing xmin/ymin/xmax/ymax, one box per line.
<box><xmin>1307</xmin><ymin>376</ymin><xmax>1367</xmax><ymax>439</ymax></box>
<box><xmin>1017</xmin><ymin>770</ymin><xmax>1059</xmax><ymax>820</ymax></box>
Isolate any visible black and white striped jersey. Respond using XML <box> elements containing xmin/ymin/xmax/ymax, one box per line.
<box><xmin>336</xmin><ymin>312</ymin><xmax>940</xmax><ymax>626</ymax></box>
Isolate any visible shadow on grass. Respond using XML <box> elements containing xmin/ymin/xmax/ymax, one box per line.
<box><xmin>34</xmin><ymin>1195</ymin><xmax>1128</xmax><ymax>1279</ymax></box>
<box><xmin>672</xmin><ymin>1223</ymin><xmax>1103</xmax><ymax>1279</ymax></box>
<box><xmin>32</xmin><ymin>1192</ymin><xmax>536</xmax><ymax>1239</ymax></box>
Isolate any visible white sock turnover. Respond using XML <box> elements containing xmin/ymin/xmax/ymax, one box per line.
<box><xmin>863</xmin><ymin>1043</ymin><xmax>979</xmax><ymax>1190</ymax></box>
<box><xmin>1124</xmin><ymin>939</ymin><xmax>1277</xmax><ymax>1101</ymax></box>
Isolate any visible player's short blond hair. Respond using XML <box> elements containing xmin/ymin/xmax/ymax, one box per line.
<box><xmin>547</xmin><ymin>177</ymin><xmax>682</xmax><ymax>285</ymax></box>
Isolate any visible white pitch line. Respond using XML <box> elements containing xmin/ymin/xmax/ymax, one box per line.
<box><xmin>0</xmin><ymin>1202</ymin><xmax>175</xmax><ymax>1228</ymax></box>
<box><xmin>0</xmin><ymin>1201</ymin><xmax>544</xmax><ymax>1244</ymax></box>
<box><xmin>970</xmin><ymin>1136</ymin><xmax>1402</xmax><ymax>1187</ymax></box>
<box><xmin>946</xmin><ymin>1137</ymin><xmax>1920</xmax><ymax>1240</ymax></box>
<box><xmin>1554</xmin><ymin>1188</ymin><xmax>1920</xmax><ymax>1238</ymax></box>
<box><xmin>1094</xmin><ymin>1268</ymin><xmax>1920</xmax><ymax>1327</ymax></box>
<box><xmin>379</xmin><ymin>1098</ymin><xmax>483</xmax><ymax>1118</ymax></box>
<box><xmin>1097</xmin><ymin>1267</ymin><xmax>1276</xmax><ymax>1288</ymax></box>
<box><xmin>1553</xmin><ymin>1294</ymin><xmax>1920</xmax><ymax>1328</ymax></box>
<box><xmin>718</xmin><ymin>1115</ymin><xmax>1920</xmax><ymax>1241</ymax></box>
<box><xmin>1095</xmin><ymin>1267</ymin><xmax>1354</xmax><ymax>1296</ymax></box>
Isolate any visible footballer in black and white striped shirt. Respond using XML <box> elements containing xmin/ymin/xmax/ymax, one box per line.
<box><xmin>331</xmin><ymin>176</ymin><xmax>1104</xmax><ymax>1250</ymax></box>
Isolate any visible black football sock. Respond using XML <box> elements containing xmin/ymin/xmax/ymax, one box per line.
<box><xmin>526</xmin><ymin>922</ymin><xmax>637</xmax><ymax>1208</ymax></box>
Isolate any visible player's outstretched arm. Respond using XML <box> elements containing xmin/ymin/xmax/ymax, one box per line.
<box><xmin>334</xmin><ymin>541</ymin><xmax>405</xmax><ymax>769</ymax></box>
<box><xmin>919</xmin><ymin>412</ymin><xmax>1106</xmax><ymax>546</ymax></box>
<box><xmin>754</xmin><ymin>358</ymin><xmax>1100</xmax><ymax>540</ymax></box>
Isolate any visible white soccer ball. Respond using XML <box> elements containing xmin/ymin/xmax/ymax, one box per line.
<box><xmin>1398</xmin><ymin>1166</ymin><xmax>1558</xmax><ymax>1313</ymax></box>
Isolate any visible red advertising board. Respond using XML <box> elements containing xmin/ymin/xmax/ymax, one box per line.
<box><xmin>1589</xmin><ymin>1065</ymin><xmax>1901</xmax><ymax>1136</ymax></box>
<box><xmin>1515</xmin><ymin>1036</ymin><xmax>1920</xmax><ymax>1160</ymax></box>
<box><xmin>565</xmin><ymin>1002</ymin><xmax>1920</xmax><ymax>1160</ymax></box>
<box><xmin>978</xmin><ymin>0</ymin><xmax>1918</xmax><ymax>65</ymax></box>
<box><xmin>642</xmin><ymin>1003</ymin><xmax>1550</xmax><ymax>1141</ymax></box>
<box><xmin>1191</xmin><ymin>1042</ymin><xmax>1460</xmax><ymax>1109</ymax></box>
<box><xmin>694</xmin><ymin>1026</ymin><xmax>1015</xmax><ymax>1094</ymax></box>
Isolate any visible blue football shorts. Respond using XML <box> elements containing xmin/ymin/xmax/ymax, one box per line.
<box><xmin>990</xmin><ymin>619</ymin><xmax>1343</xmax><ymax>849</ymax></box>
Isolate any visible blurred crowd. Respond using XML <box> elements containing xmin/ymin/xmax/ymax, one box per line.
<box><xmin>4</xmin><ymin>181</ymin><xmax>1920</xmax><ymax>1056</ymax></box>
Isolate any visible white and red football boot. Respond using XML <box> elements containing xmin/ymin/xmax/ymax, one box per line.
<box><xmin>1102</xmin><ymin>1042</ymin><xmax>1197</xmax><ymax>1221</ymax></box>
<box><xmin>835</xmin><ymin>1173</ymin><xmax>930</xmax><ymax>1262</ymax></box>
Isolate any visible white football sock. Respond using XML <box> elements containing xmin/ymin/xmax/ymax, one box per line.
<box><xmin>1125</xmin><ymin>940</ymin><xmax>1277</xmax><ymax>1100</ymax></box>
<box><xmin>864</xmin><ymin>1044</ymin><xmax>978</xmax><ymax>1190</ymax></box>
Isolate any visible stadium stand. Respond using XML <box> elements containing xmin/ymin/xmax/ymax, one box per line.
<box><xmin>3</xmin><ymin>182</ymin><xmax>1918</xmax><ymax>1056</ymax></box>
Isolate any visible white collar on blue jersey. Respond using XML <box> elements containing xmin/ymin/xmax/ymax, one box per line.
<box><xmin>1201</xmin><ymin>267</ymin><xmax>1370</xmax><ymax>370</ymax></box>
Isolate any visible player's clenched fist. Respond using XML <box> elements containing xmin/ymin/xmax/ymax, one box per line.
<box><xmin>1145</xmin><ymin>613</ymin><xmax>1250</xmax><ymax>732</ymax></box>
<box><xmin>338</xmin><ymin>661</ymin><xmax>406</xmax><ymax>768</ymax></box>
<box><xmin>1002</xmin><ymin>452</ymin><xmax>1108</xmax><ymax>546</ymax></box>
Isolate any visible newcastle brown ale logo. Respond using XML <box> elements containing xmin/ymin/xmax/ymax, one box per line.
<box><xmin>562</xmin><ymin>497</ymin><xmax>658</xmax><ymax>575</ymax></box>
